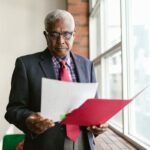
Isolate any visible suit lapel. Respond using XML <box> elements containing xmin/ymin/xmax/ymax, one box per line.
<box><xmin>39</xmin><ymin>50</ymin><xmax>87</xmax><ymax>82</ymax></box>
<box><xmin>39</xmin><ymin>49</ymin><xmax>56</xmax><ymax>79</ymax></box>
<box><xmin>71</xmin><ymin>52</ymin><xmax>86</xmax><ymax>82</ymax></box>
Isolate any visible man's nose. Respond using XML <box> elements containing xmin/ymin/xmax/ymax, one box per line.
<box><xmin>57</xmin><ymin>35</ymin><xmax>65</xmax><ymax>44</ymax></box>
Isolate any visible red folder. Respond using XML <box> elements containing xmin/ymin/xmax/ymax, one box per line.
<box><xmin>61</xmin><ymin>86</ymin><xmax>149</xmax><ymax>141</ymax></box>
<box><xmin>61</xmin><ymin>86</ymin><xmax>149</xmax><ymax>126</ymax></box>
<box><xmin>61</xmin><ymin>98</ymin><xmax>131</xmax><ymax>125</ymax></box>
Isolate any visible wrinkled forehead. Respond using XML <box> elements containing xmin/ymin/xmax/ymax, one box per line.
<box><xmin>46</xmin><ymin>18</ymin><xmax>75</xmax><ymax>32</ymax></box>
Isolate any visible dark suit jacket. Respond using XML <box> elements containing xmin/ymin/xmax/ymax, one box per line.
<box><xmin>5</xmin><ymin>49</ymin><xmax>96</xmax><ymax>150</ymax></box>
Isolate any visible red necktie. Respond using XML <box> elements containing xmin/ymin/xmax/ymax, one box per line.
<box><xmin>59</xmin><ymin>60</ymin><xmax>80</xmax><ymax>141</ymax></box>
<box><xmin>59</xmin><ymin>60</ymin><xmax>71</xmax><ymax>81</ymax></box>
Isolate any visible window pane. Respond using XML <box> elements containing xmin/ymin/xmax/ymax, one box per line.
<box><xmin>128</xmin><ymin>0</ymin><xmax>150</xmax><ymax>144</ymax></box>
<box><xmin>95</xmin><ymin>9</ymin><xmax>101</xmax><ymax>56</ymax></box>
<box><xmin>90</xmin><ymin>9</ymin><xmax>101</xmax><ymax>59</ymax></box>
<box><xmin>103</xmin><ymin>0</ymin><xmax>121</xmax><ymax>51</ymax></box>
<box><xmin>94</xmin><ymin>64</ymin><xmax>101</xmax><ymax>97</ymax></box>
<box><xmin>104</xmin><ymin>51</ymin><xmax>122</xmax><ymax>127</ymax></box>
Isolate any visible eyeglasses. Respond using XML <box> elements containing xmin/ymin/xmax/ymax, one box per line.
<box><xmin>45</xmin><ymin>31</ymin><xmax>74</xmax><ymax>40</ymax></box>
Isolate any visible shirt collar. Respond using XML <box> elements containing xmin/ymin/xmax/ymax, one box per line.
<box><xmin>52</xmin><ymin>52</ymin><xmax>71</xmax><ymax>66</ymax></box>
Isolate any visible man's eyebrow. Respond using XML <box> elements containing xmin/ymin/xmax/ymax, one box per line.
<box><xmin>49</xmin><ymin>31</ymin><xmax>73</xmax><ymax>33</ymax></box>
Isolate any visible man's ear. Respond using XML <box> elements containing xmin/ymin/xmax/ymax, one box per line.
<box><xmin>43</xmin><ymin>31</ymin><xmax>48</xmax><ymax>40</ymax></box>
<box><xmin>73</xmin><ymin>31</ymin><xmax>76</xmax><ymax>39</ymax></box>
<box><xmin>43</xmin><ymin>31</ymin><xmax>46</xmax><ymax>37</ymax></box>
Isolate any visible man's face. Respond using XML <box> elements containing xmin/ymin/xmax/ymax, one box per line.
<box><xmin>44</xmin><ymin>19</ymin><xmax>75</xmax><ymax>58</ymax></box>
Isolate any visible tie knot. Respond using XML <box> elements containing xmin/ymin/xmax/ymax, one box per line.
<box><xmin>60</xmin><ymin>60</ymin><xmax>67</xmax><ymax>68</ymax></box>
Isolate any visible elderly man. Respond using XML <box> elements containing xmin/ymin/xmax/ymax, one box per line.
<box><xmin>5</xmin><ymin>9</ymin><xmax>107</xmax><ymax>150</ymax></box>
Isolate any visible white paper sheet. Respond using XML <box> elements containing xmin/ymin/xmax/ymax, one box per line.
<box><xmin>41</xmin><ymin>78</ymin><xmax>98</xmax><ymax>122</ymax></box>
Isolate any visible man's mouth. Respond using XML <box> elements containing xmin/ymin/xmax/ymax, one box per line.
<box><xmin>55</xmin><ymin>47</ymin><xmax>67</xmax><ymax>50</ymax></box>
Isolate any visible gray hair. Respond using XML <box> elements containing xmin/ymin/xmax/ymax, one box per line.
<box><xmin>44</xmin><ymin>9</ymin><xmax>75</xmax><ymax>31</ymax></box>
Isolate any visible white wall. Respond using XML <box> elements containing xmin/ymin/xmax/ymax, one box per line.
<box><xmin>0</xmin><ymin>0</ymin><xmax>66</xmax><ymax>148</ymax></box>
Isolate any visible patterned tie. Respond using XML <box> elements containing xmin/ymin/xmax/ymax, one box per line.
<box><xmin>59</xmin><ymin>60</ymin><xmax>80</xmax><ymax>141</ymax></box>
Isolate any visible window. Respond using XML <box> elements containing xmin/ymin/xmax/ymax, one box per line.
<box><xmin>90</xmin><ymin>0</ymin><xmax>122</xmax><ymax>129</ymax></box>
<box><xmin>127</xmin><ymin>0</ymin><xmax>150</xmax><ymax>145</ymax></box>
<box><xmin>104</xmin><ymin>51</ymin><xmax>122</xmax><ymax>128</ymax></box>
<box><xmin>103</xmin><ymin>0</ymin><xmax>121</xmax><ymax>51</ymax></box>
<box><xmin>89</xmin><ymin>0</ymin><xmax>150</xmax><ymax>149</ymax></box>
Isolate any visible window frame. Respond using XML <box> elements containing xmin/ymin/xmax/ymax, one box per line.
<box><xmin>89</xmin><ymin>0</ymin><xmax>150</xmax><ymax>149</ymax></box>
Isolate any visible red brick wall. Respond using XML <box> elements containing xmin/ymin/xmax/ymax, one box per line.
<box><xmin>67</xmin><ymin>0</ymin><xmax>89</xmax><ymax>58</ymax></box>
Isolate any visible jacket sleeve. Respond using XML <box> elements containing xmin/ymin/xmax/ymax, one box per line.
<box><xmin>5</xmin><ymin>58</ymin><xmax>33</xmax><ymax>134</ymax></box>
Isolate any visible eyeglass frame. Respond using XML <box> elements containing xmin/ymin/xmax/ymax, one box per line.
<box><xmin>44</xmin><ymin>31</ymin><xmax>75</xmax><ymax>40</ymax></box>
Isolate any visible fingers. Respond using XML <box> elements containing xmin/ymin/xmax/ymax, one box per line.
<box><xmin>30</xmin><ymin>119</ymin><xmax>54</xmax><ymax>135</ymax></box>
<box><xmin>87</xmin><ymin>123</ymin><xmax>108</xmax><ymax>135</ymax></box>
<box><xmin>99</xmin><ymin>123</ymin><xmax>108</xmax><ymax>128</ymax></box>
<box><xmin>34</xmin><ymin>118</ymin><xmax>55</xmax><ymax>133</ymax></box>
<box><xmin>87</xmin><ymin>126</ymin><xmax>91</xmax><ymax>131</ymax></box>
<box><xmin>25</xmin><ymin>112</ymin><xmax>55</xmax><ymax>135</ymax></box>
<box><xmin>87</xmin><ymin>125</ymin><xmax>105</xmax><ymax>132</ymax></box>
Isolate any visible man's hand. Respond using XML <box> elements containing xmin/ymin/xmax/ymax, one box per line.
<box><xmin>87</xmin><ymin>123</ymin><xmax>108</xmax><ymax>136</ymax></box>
<box><xmin>25</xmin><ymin>113</ymin><xmax>55</xmax><ymax>135</ymax></box>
